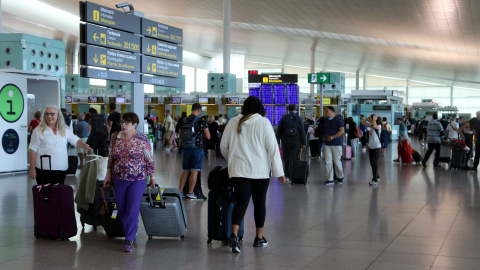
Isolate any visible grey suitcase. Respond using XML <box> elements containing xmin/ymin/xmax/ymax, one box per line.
<box><xmin>140</xmin><ymin>186</ymin><xmax>187</xmax><ymax>239</ymax></box>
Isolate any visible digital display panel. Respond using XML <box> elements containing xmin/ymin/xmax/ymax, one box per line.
<box><xmin>171</xmin><ymin>97</ymin><xmax>181</xmax><ymax>104</ymax></box>
<box><xmin>249</xmin><ymin>88</ymin><xmax>260</xmax><ymax>100</ymax></box>
<box><xmin>116</xmin><ymin>97</ymin><xmax>126</xmax><ymax>103</ymax></box>
<box><xmin>286</xmin><ymin>84</ymin><xmax>299</xmax><ymax>104</ymax></box>
<box><xmin>265</xmin><ymin>105</ymin><xmax>274</xmax><ymax>125</ymax></box>
<box><xmin>151</xmin><ymin>97</ymin><xmax>158</xmax><ymax>104</ymax></box>
<box><xmin>274</xmin><ymin>84</ymin><xmax>286</xmax><ymax>105</ymax></box>
<box><xmin>145</xmin><ymin>97</ymin><xmax>152</xmax><ymax>104</ymax></box>
<box><xmin>88</xmin><ymin>96</ymin><xmax>97</xmax><ymax>103</ymax></box>
<box><xmin>228</xmin><ymin>98</ymin><xmax>239</xmax><ymax>105</ymax></box>
<box><xmin>199</xmin><ymin>97</ymin><xmax>208</xmax><ymax>104</ymax></box>
<box><xmin>261</xmin><ymin>84</ymin><xmax>273</xmax><ymax>104</ymax></box>
<box><xmin>97</xmin><ymin>97</ymin><xmax>104</xmax><ymax>103</ymax></box>
<box><xmin>65</xmin><ymin>96</ymin><xmax>72</xmax><ymax>103</ymax></box>
<box><xmin>208</xmin><ymin>98</ymin><xmax>215</xmax><ymax>104</ymax></box>
<box><xmin>275</xmin><ymin>106</ymin><xmax>287</xmax><ymax>126</ymax></box>
<box><xmin>109</xmin><ymin>97</ymin><xmax>116</xmax><ymax>104</ymax></box>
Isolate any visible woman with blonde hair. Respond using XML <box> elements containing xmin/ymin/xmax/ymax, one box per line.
<box><xmin>29</xmin><ymin>105</ymin><xmax>92</xmax><ymax>185</ymax></box>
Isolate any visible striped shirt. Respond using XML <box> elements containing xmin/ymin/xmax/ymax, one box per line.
<box><xmin>426</xmin><ymin>119</ymin><xmax>444</xmax><ymax>143</ymax></box>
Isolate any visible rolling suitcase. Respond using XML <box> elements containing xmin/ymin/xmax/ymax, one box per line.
<box><xmin>182</xmin><ymin>171</ymin><xmax>207</xmax><ymax>200</ymax></box>
<box><xmin>342</xmin><ymin>145</ymin><xmax>352</xmax><ymax>160</ymax></box>
<box><xmin>450</xmin><ymin>150</ymin><xmax>467</xmax><ymax>170</ymax></box>
<box><xmin>290</xmin><ymin>149</ymin><xmax>309</xmax><ymax>185</ymax></box>
<box><xmin>140</xmin><ymin>186</ymin><xmax>187</xmax><ymax>238</ymax></box>
<box><xmin>439</xmin><ymin>143</ymin><xmax>451</xmax><ymax>164</ymax></box>
<box><xmin>65</xmin><ymin>155</ymin><xmax>78</xmax><ymax>174</ymax></box>
<box><xmin>412</xmin><ymin>150</ymin><xmax>423</xmax><ymax>164</ymax></box>
<box><xmin>99</xmin><ymin>185</ymin><xmax>124</xmax><ymax>238</ymax></box>
<box><xmin>79</xmin><ymin>180</ymin><xmax>103</xmax><ymax>231</ymax></box>
<box><xmin>399</xmin><ymin>141</ymin><xmax>413</xmax><ymax>164</ymax></box>
<box><xmin>32</xmin><ymin>155</ymin><xmax>77</xmax><ymax>240</ymax></box>
<box><xmin>207</xmin><ymin>189</ymin><xmax>244</xmax><ymax>245</ymax></box>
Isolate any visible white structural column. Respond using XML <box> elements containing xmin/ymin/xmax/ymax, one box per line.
<box><xmin>310</xmin><ymin>38</ymin><xmax>318</xmax><ymax>94</ymax></box>
<box><xmin>0</xmin><ymin>0</ymin><xmax>3</xmax><ymax>32</ymax></box>
<box><xmin>131</xmin><ymin>83</ymin><xmax>145</xmax><ymax>132</ymax></box>
<box><xmin>450</xmin><ymin>86</ymin><xmax>454</xmax><ymax>106</ymax></box>
<box><xmin>223</xmin><ymin>0</ymin><xmax>231</xmax><ymax>73</ymax></box>
<box><xmin>356</xmin><ymin>70</ymin><xmax>360</xmax><ymax>90</ymax></box>
<box><xmin>406</xmin><ymin>80</ymin><xmax>409</xmax><ymax>105</ymax></box>
<box><xmin>363</xmin><ymin>74</ymin><xmax>367</xmax><ymax>90</ymax></box>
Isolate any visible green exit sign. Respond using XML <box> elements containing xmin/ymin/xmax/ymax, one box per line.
<box><xmin>308</xmin><ymin>73</ymin><xmax>330</xmax><ymax>84</ymax></box>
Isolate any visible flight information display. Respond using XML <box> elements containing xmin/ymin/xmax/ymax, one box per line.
<box><xmin>265</xmin><ymin>105</ymin><xmax>274</xmax><ymax>125</ymax></box>
<box><xmin>261</xmin><ymin>84</ymin><xmax>273</xmax><ymax>104</ymax></box>
<box><xmin>286</xmin><ymin>84</ymin><xmax>299</xmax><ymax>104</ymax></box>
<box><xmin>275</xmin><ymin>105</ymin><xmax>287</xmax><ymax>126</ymax></box>
<box><xmin>274</xmin><ymin>84</ymin><xmax>286</xmax><ymax>104</ymax></box>
<box><xmin>249</xmin><ymin>88</ymin><xmax>260</xmax><ymax>100</ymax></box>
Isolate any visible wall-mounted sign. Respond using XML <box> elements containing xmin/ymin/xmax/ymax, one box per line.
<box><xmin>141</xmin><ymin>37</ymin><xmax>182</xmax><ymax>61</ymax></box>
<box><xmin>141</xmin><ymin>18</ymin><xmax>183</xmax><ymax>44</ymax></box>
<box><xmin>142</xmin><ymin>55</ymin><xmax>182</xmax><ymax>78</ymax></box>
<box><xmin>141</xmin><ymin>75</ymin><xmax>183</xmax><ymax>88</ymax></box>
<box><xmin>2</xmin><ymin>129</ymin><xmax>19</xmax><ymax>154</ymax></box>
<box><xmin>308</xmin><ymin>73</ymin><xmax>330</xmax><ymax>84</ymax></box>
<box><xmin>373</xmin><ymin>105</ymin><xmax>392</xmax><ymax>111</ymax></box>
<box><xmin>81</xmin><ymin>23</ymin><xmax>141</xmax><ymax>53</ymax></box>
<box><xmin>248</xmin><ymin>74</ymin><xmax>298</xmax><ymax>84</ymax></box>
<box><xmin>80</xmin><ymin>67</ymin><xmax>140</xmax><ymax>83</ymax></box>
<box><xmin>0</xmin><ymin>84</ymin><xmax>24</xmax><ymax>123</ymax></box>
<box><xmin>80</xmin><ymin>1</ymin><xmax>141</xmax><ymax>33</ymax></box>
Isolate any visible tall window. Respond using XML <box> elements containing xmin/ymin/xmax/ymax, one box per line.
<box><xmin>183</xmin><ymin>66</ymin><xmax>195</xmax><ymax>93</ymax></box>
<box><xmin>196</xmin><ymin>69</ymin><xmax>209</xmax><ymax>93</ymax></box>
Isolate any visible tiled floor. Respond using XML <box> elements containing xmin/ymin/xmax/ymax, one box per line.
<box><xmin>1</xmin><ymin>139</ymin><xmax>480</xmax><ymax>269</ymax></box>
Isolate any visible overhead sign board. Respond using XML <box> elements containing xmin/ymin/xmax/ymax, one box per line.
<box><xmin>80</xmin><ymin>45</ymin><xmax>140</xmax><ymax>72</ymax></box>
<box><xmin>80</xmin><ymin>67</ymin><xmax>140</xmax><ymax>83</ymax></box>
<box><xmin>80</xmin><ymin>1</ymin><xmax>141</xmax><ymax>33</ymax></box>
<box><xmin>141</xmin><ymin>18</ymin><xmax>183</xmax><ymax>44</ymax></box>
<box><xmin>81</xmin><ymin>24</ymin><xmax>141</xmax><ymax>53</ymax></box>
<box><xmin>373</xmin><ymin>105</ymin><xmax>392</xmax><ymax>111</ymax></box>
<box><xmin>141</xmin><ymin>75</ymin><xmax>183</xmax><ymax>88</ymax></box>
<box><xmin>142</xmin><ymin>37</ymin><xmax>182</xmax><ymax>61</ymax></box>
<box><xmin>142</xmin><ymin>55</ymin><xmax>182</xmax><ymax>78</ymax></box>
<box><xmin>308</xmin><ymin>73</ymin><xmax>330</xmax><ymax>84</ymax></box>
<box><xmin>248</xmin><ymin>74</ymin><xmax>298</xmax><ymax>84</ymax></box>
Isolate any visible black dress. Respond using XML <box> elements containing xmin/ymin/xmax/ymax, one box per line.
<box><xmin>207</xmin><ymin>122</ymin><xmax>219</xmax><ymax>150</ymax></box>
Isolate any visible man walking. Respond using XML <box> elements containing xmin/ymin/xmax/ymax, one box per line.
<box><xmin>323</xmin><ymin>106</ymin><xmax>345</xmax><ymax>185</ymax></box>
<box><xmin>107</xmin><ymin>102</ymin><xmax>121</xmax><ymax>138</ymax></box>
<box><xmin>422</xmin><ymin>113</ymin><xmax>444</xmax><ymax>168</ymax></box>
<box><xmin>276</xmin><ymin>104</ymin><xmax>306</xmax><ymax>183</ymax></box>
<box><xmin>178</xmin><ymin>103</ymin><xmax>210</xmax><ymax>199</ymax></box>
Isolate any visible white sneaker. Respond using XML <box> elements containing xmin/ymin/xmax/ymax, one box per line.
<box><xmin>286</xmin><ymin>178</ymin><xmax>293</xmax><ymax>184</ymax></box>
<box><xmin>369</xmin><ymin>180</ymin><xmax>378</xmax><ymax>186</ymax></box>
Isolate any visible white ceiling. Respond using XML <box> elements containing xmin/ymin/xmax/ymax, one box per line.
<box><xmin>3</xmin><ymin>0</ymin><xmax>480</xmax><ymax>89</ymax></box>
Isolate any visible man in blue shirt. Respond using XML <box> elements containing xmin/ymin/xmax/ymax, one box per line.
<box><xmin>324</xmin><ymin>106</ymin><xmax>345</xmax><ymax>185</ymax></box>
<box><xmin>74</xmin><ymin>114</ymin><xmax>90</xmax><ymax>167</ymax></box>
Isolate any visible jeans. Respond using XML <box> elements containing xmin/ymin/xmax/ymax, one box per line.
<box><xmin>350</xmin><ymin>138</ymin><xmax>358</xmax><ymax>157</ymax></box>
<box><xmin>182</xmin><ymin>148</ymin><xmax>204</xmax><ymax>171</ymax></box>
<box><xmin>324</xmin><ymin>145</ymin><xmax>343</xmax><ymax>180</ymax></box>
<box><xmin>423</xmin><ymin>143</ymin><xmax>441</xmax><ymax>166</ymax></box>
<box><xmin>368</xmin><ymin>148</ymin><xmax>381</xmax><ymax>179</ymax></box>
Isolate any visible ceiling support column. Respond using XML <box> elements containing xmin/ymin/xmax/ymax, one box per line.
<box><xmin>223</xmin><ymin>0</ymin><xmax>231</xmax><ymax>73</ymax></box>
<box><xmin>310</xmin><ymin>38</ymin><xmax>318</xmax><ymax>95</ymax></box>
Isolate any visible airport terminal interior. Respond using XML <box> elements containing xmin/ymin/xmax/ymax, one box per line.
<box><xmin>3</xmin><ymin>0</ymin><xmax>480</xmax><ymax>269</ymax></box>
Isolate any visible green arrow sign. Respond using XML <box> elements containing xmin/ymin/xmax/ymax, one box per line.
<box><xmin>308</xmin><ymin>73</ymin><xmax>330</xmax><ymax>84</ymax></box>
<box><xmin>0</xmin><ymin>84</ymin><xmax>24</xmax><ymax>123</ymax></box>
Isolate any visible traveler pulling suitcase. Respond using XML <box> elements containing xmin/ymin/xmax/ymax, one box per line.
<box><xmin>32</xmin><ymin>155</ymin><xmax>77</xmax><ymax>240</ymax></box>
<box><xmin>140</xmin><ymin>186</ymin><xmax>187</xmax><ymax>238</ymax></box>
<box><xmin>207</xmin><ymin>189</ymin><xmax>244</xmax><ymax>245</ymax></box>
<box><xmin>99</xmin><ymin>184</ymin><xmax>124</xmax><ymax>238</ymax></box>
<box><xmin>290</xmin><ymin>148</ymin><xmax>309</xmax><ymax>185</ymax></box>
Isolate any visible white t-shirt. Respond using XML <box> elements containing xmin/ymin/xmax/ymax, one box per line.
<box><xmin>367</xmin><ymin>126</ymin><xmax>382</xmax><ymax>149</ymax></box>
<box><xmin>29</xmin><ymin>127</ymin><xmax>80</xmax><ymax>170</ymax></box>
<box><xmin>446</xmin><ymin>122</ymin><xmax>460</xmax><ymax>139</ymax></box>
<box><xmin>165</xmin><ymin>115</ymin><xmax>174</xmax><ymax>131</ymax></box>
<box><xmin>307</xmin><ymin>126</ymin><xmax>318</xmax><ymax>141</ymax></box>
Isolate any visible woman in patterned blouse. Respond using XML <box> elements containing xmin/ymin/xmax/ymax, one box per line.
<box><xmin>104</xmin><ymin>112</ymin><xmax>156</xmax><ymax>252</ymax></box>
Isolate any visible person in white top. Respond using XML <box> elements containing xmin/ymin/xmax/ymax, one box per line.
<box><xmin>164</xmin><ymin>110</ymin><xmax>174</xmax><ymax>150</ymax></box>
<box><xmin>307</xmin><ymin>124</ymin><xmax>319</xmax><ymax>158</ymax></box>
<box><xmin>446</xmin><ymin>116</ymin><xmax>460</xmax><ymax>140</ymax></box>
<box><xmin>29</xmin><ymin>105</ymin><xmax>92</xmax><ymax>185</ymax></box>
<box><xmin>220</xmin><ymin>96</ymin><xmax>285</xmax><ymax>253</ymax></box>
<box><xmin>361</xmin><ymin>114</ymin><xmax>382</xmax><ymax>186</ymax></box>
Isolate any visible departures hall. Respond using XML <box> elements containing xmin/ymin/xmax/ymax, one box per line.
<box><xmin>1</xmin><ymin>0</ymin><xmax>480</xmax><ymax>269</ymax></box>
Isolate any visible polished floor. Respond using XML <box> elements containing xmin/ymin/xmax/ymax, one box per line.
<box><xmin>1</xmin><ymin>138</ymin><xmax>480</xmax><ymax>270</ymax></box>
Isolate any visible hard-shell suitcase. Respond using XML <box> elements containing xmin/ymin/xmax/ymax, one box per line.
<box><xmin>140</xmin><ymin>186</ymin><xmax>187</xmax><ymax>238</ymax></box>
<box><xmin>290</xmin><ymin>149</ymin><xmax>309</xmax><ymax>185</ymax></box>
<box><xmin>182</xmin><ymin>171</ymin><xmax>207</xmax><ymax>200</ymax></box>
<box><xmin>439</xmin><ymin>143</ymin><xmax>451</xmax><ymax>164</ymax></box>
<box><xmin>79</xmin><ymin>180</ymin><xmax>103</xmax><ymax>231</ymax></box>
<box><xmin>99</xmin><ymin>185</ymin><xmax>124</xmax><ymax>238</ymax></box>
<box><xmin>342</xmin><ymin>145</ymin><xmax>352</xmax><ymax>160</ymax></box>
<box><xmin>399</xmin><ymin>141</ymin><xmax>413</xmax><ymax>164</ymax></box>
<box><xmin>412</xmin><ymin>150</ymin><xmax>423</xmax><ymax>164</ymax></box>
<box><xmin>32</xmin><ymin>155</ymin><xmax>77</xmax><ymax>240</ymax></box>
<box><xmin>207</xmin><ymin>189</ymin><xmax>244</xmax><ymax>245</ymax></box>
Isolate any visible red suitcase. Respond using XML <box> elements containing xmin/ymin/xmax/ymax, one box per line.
<box><xmin>33</xmin><ymin>155</ymin><xmax>77</xmax><ymax>240</ymax></box>
<box><xmin>398</xmin><ymin>141</ymin><xmax>413</xmax><ymax>164</ymax></box>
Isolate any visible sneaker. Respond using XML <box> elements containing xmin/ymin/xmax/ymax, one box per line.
<box><xmin>369</xmin><ymin>180</ymin><xmax>378</xmax><ymax>186</ymax></box>
<box><xmin>123</xmin><ymin>240</ymin><xmax>133</xmax><ymax>252</ymax></box>
<box><xmin>422</xmin><ymin>161</ymin><xmax>426</xmax><ymax>168</ymax></box>
<box><xmin>285</xmin><ymin>178</ymin><xmax>293</xmax><ymax>184</ymax></box>
<box><xmin>253</xmin><ymin>236</ymin><xmax>268</xmax><ymax>247</ymax></box>
<box><xmin>421</xmin><ymin>143</ymin><xmax>424</xmax><ymax>146</ymax></box>
<box><xmin>228</xmin><ymin>233</ymin><xmax>241</xmax><ymax>253</ymax></box>
<box><xmin>324</xmin><ymin>180</ymin><xmax>335</xmax><ymax>186</ymax></box>
<box><xmin>185</xmin><ymin>193</ymin><xmax>197</xmax><ymax>200</ymax></box>
<box><xmin>336</xmin><ymin>179</ymin><xmax>344</xmax><ymax>185</ymax></box>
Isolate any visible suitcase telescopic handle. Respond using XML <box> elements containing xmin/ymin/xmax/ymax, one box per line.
<box><xmin>147</xmin><ymin>184</ymin><xmax>165</xmax><ymax>208</ymax></box>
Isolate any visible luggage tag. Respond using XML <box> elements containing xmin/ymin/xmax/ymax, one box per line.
<box><xmin>155</xmin><ymin>189</ymin><xmax>164</xmax><ymax>201</ymax></box>
<box><xmin>111</xmin><ymin>204</ymin><xmax>117</xmax><ymax>219</ymax></box>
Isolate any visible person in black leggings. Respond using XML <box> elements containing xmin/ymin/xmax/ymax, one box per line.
<box><xmin>220</xmin><ymin>96</ymin><xmax>285</xmax><ymax>253</ymax></box>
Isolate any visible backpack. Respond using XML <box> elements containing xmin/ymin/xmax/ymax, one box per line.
<box><xmin>283</xmin><ymin>115</ymin><xmax>299</xmax><ymax>137</ymax></box>
<box><xmin>109</xmin><ymin>111</ymin><xmax>121</xmax><ymax>133</ymax></box>
<box><xmin>90</xmin><ymin>114</ymin><xmax>107</xmax><ymax>135</ymax></box>
<box><xmin>354</xmin><ymin>126</ymin><xmax>363</xmax><ymax>138</ymax></box>
<box><xmin>181</xmin><ymin>116</ymin><xmax>201</xmax><ymax>149</ymax></box>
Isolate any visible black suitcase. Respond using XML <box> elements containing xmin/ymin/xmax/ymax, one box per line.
<box><xmin>183</xmin><ymin>171</ymin><xmax>207</xmax><ymax>200</ymax></box>
<box><xmin>451</xmin><ymin>150</ymin><xmax>467</xmax><ymax>170</ymax></box>
<box><xmin>412</xmin><ymin>150</ymin><xmax>423</xmax><ymax>164</ymax></box>
<box><xmin>79</xmin><ymin>180</ymin><xmax>103</xmax><ymax>231</ymax></box>
<box><xmin>290</xmin><ymin>149</ymin><xmax>309</xmax><ymax>185</ymax></box>
<box><xmin>65</xmin><ymin>155</ymin><xmax>78</xmax><ymax>174</ymax></box>
<box><xmin>33</xmin><ymin>155</ymin><xmax>77</xmax><ymax>240</ymax></box>
<box><xmin>207</xmin><ymin>189</ymin><xmax>244</xmax><ymax>245</ymax></box>
<box><xmin>99</xmin><ymin>185</ymin><xmax>124</xmax><ymax>238</ymax></box>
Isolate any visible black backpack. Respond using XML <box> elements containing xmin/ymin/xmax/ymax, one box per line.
<box><xmin>90</xmin><ymin>114</ymin><xmax>107</xmax><ymax>134</ymax></box>
<box><xmin>181</xmin><ymin>116</ymin><xmax>201</xmax><ymax>149</ymax></box>
<box><xmin>283</xmin><ymin>115</ymin><xmax>299</xmax><ymax>137</ymax></box>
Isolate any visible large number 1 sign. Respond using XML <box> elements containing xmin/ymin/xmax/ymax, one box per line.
<box><xmin>0</xmin><ymin>84</ymin><xmax>24</xmax><ymax>123</ymax></box>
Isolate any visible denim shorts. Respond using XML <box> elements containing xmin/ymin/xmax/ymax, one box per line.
<box><xmin>182</xmin><ymin>148</ymin><xmax>204</xmax><ymax>172</ymax></box>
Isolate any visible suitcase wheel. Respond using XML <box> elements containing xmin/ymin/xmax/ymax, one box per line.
<box><xmin>238</xmin><ymin>236</ymin><xmax>243</xmax><ymax>243</ymax></box>
<box><xmin>93</xmin><ymin>226</ymin><xmax>97</xmax><ymax>232</ymax></box>
<box><xmin>148</xmin><ymin>235</ymin><xmax>152</xmax><ymax>239</ymax></box>
<box><xmin>207</xmin><ymin>239</ymin><xmax>212</xmax><ymax>245</ymax></box>
<box><xmin>222</xmin><ymin>240</ymin><xmax>228</xmax><ymax>246</ymax></box>
<box><xmin>81</xmin><ymin>221</ymin><xmax>85</xmax><ymax>228</ymax></box>
<box><xmin>181</xmin><ymin>235</ymin><xmax>185</xmax><ymax>240</ymax></box>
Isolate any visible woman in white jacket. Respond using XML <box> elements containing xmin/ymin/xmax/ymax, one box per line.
<box><xmin>220</xmin><ymin>96</ymin><xmax>285</xmax><ymax>253</ymax></box>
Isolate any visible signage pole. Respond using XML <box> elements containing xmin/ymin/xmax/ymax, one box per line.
<box><xmin>319</xmin><ymin>84</ymin><xmax>323</xmax><ymax>117</ymax></box>
<box><xmin>223</xmin><ymin>0</ymin><xmax>231</xmax><ymax>73</ymax></box>
<box><xmin>132</xmin><ymin>82</ymin><xmax>145</xmax><ymax>132</ymax></box>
